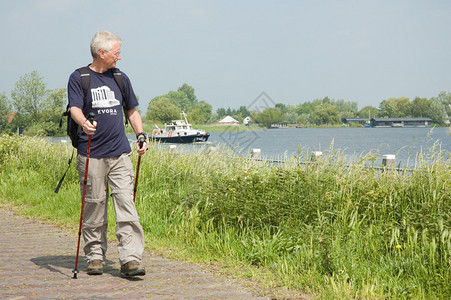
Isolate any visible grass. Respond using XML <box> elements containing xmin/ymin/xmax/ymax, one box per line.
<box><xmin>0</xmin><ymin>134</ymin><xmax>450</xmax><ymax>299</ymax></box>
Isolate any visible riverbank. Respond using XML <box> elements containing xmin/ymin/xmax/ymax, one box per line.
<box><xmin>127</xmin><ymin>123</ymin><xmax>263</xmax><ymax>135</ymax></box>
<box><xmin>1</xmin><ymin>134</ymin><xmax>449</xmax><ymax>299</ymax></box>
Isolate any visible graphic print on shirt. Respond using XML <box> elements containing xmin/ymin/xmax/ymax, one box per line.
<box><xmin>91</xmin><ymin>86</ymin><xmax>120</xmax><ymax>116</ymax></box>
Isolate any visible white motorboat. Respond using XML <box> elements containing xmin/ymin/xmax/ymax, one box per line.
<box><xmin>150</xmin><ymin>112</ymin><xmax>210</xmax><ymax>143</ymax></box>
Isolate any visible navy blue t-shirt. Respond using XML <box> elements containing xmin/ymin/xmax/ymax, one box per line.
<box><xmin>67</xmin><ymin>66</ymin><xmax>139</xmax><ymax>158</ymax></box>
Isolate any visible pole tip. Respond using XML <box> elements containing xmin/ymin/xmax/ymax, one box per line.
<box><xmin>72</xmin><ymin>269</ymin><xmax>79</xmax><ymax>279</ymax></box>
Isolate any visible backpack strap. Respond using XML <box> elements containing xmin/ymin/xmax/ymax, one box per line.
<box><xmin>76</xmin><ymin>67</ymin><xmax>91</xmax><ymax>98</ymax></box>
<box><xmin>112</xmin><ymin>68</ymin><xmax>129</xmax><ymax>126</ymax></box>
<box><xmin>54</xmin><ymin>148</ymin><xmax>74</xmax><ymax>193</ymax></box>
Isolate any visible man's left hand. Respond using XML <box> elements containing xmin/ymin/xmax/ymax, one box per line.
<box><xmin>136</xmin><ymin>134</ymin><xmax>148</xmax><ymax>156</ymax></box>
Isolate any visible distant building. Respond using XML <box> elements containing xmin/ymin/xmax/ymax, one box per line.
<box><xmin>270</xmin><ymin>122</ymin><xmax>288</xmax><ymax>128</ymax></box>
<box><xmin>219</xmin><ymin>115</ymin><xmax>238</xmax><ymax>123</ymax></box>
<box><xmin>218</xmin><ymin>115</ymin><xmax>239</xmax><ymax>125</ymax></box>
<box><xmin>370</xmin><ymin>118</ymin><xmax>432</xmax><ymax>127</ymax></box>
<box><xmin>342</xmin><ymin>118</ymin><xmax>368</xmax><ymax>125</ymax></box>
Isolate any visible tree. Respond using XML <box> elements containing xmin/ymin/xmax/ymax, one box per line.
<box><xmin>379</xmin><ymin>97</ymin><xmax>411</xmax><ymax>118</ymax></box>
<box><xmin>284</xmin><ymin>111</ymin><xmax>299</xmax><ymax>124</ymax></box>
<box><xmin>280</xmin><ymin>105</ymin><xmax>298</xmax><ymax>124</ymax></box>
<box><xmin>188</xmin><ymin>101</ymin><xmax>212</xmax><ymax>124</ymax></box>
<box><xmin>21</xmin><ymin>88</ymin><xmax>67</xmax><ymax>136</ymax></box>
<box><xmin>237</xmin><ymin>106</ymin><xmax>251</xmax><ymax>119</ymax></box>
<box><xmin>358</xmin><ymin>106</ymin><xmax>378</xmax><ymax>118</ymax></box>
<box><xmin>296</xmin><ymin>97</ymin><xmax>332</xmax><ymax>116</ymax></box>
<box><xmin>146</xmin><ymin>97</ymin><xmax>181</xmax><ymax>123</ymax></box>
<box><xmin>394</xmin><ymin>97</ymin><xmax>411</xmax><ymax>117</ymax></box>
<box><xmin>378</xmin><ymin>99</ymin><xmax>396</xmax><ymax>117</ymax></box>
<box><xmin>321</xmin><ymin>96</ymin><xmax>332</xmax><ymax>104</ymax></box>
<box><xmin>10</xmin><ymin>71</ymin><xmax>49</xmax><ymax>124</ymax></box>
<box><xmin>177</xmin><ymin>84</ymin><xmax>197</xmax><ymax>107</ymax></box>
<box><xmin>275</xmin><ymin>103</ymin><xmax>287</xmax><ymax>113</ymax></box>
<box><xmin>0</xmin><ymin>93</ymin><xmax>12</xmax><ymax>132</ymax></box>
<box><xmin>296</xmin><ymin>101</ymin><xmax>314</xmax><ymax>115</ymax></box>
<box><xmin>216</xmin><ymin>108</ymin><xmax>227</xmax><ymax>119</ymax></box>
<box><xmin>428</xmin><ymin>98</ymin><xmax>447</xmax><ymax>125</ymax></box>
<box><xmin>310</xmin><ymin>103</ymin><xmax>339</xmax><ymax>125</ymax></box>
<box><xmin>41</xmin><ymin>88</ymin><xmax>66</xmax><ymax>122</ymax></box>
<box><xmin>332</xmin><ymin>99</ymin><xmax>358</xmax><ymax>114</ymax></box>
<box><xmin>434</xmin><ymin>91</ymin><xmax>451</xmax><ymax>121</ymax></box>
<box><xmin>332</xmin><ymin>99</ymin><xmax>358</xmax><ymax>121</ymax></box>
<box><xmin>166</xmin><ymin>91</ymin><xmax>191</xmax><ymax>112</ymax></box>
<box><xmin>146</xmin><ymin>84</ymin><xmax>203</xmax><ymax>121</ymax></box>
<box><xmin>252</xmin><ymin>107</ymin><xmax>284</xmax><ymax>128</ymax></box>
<box><xmin>411</xmin><ymin>97</ymin><xmax>430</xmax><ymax>117</ymax></box>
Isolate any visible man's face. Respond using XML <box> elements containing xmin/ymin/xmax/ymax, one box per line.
<box><xmin>100</xmin><ymin>42</ymin><xmax>121</xmax><ymax>68</ymax></box>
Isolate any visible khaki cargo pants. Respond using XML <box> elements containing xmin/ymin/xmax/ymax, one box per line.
<box><xmin>76</xmin><ymin>152</ymin><xmax>144</xmax><ymax>265</ymax></box>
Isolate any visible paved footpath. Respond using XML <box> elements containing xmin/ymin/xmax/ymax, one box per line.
<box><xmin>0</xmin><ymin>209</ymin><xmax>271</xmax><ymax>299</ymax></box>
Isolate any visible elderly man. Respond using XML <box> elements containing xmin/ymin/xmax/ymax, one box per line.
<box><xmin>67</xmin><ymin>31</ymin><xmax>147</xmax><ymax>277</ymax></box>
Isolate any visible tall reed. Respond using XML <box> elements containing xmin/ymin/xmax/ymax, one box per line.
<box><xmin>1</xmin><ymin>134</ymin><xmax>449</xmax><ymax>299</ymax></box>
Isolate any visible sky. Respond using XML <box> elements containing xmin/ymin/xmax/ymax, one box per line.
<box><xmin>1</xmin><ymin>0</ymin><xmax>451</xmax><ymax>113</ymax></box>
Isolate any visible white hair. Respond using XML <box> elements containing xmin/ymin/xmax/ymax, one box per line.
<box><xmin>90</xmin><ymin>31</ymin><xmax>122</xmax><ymax>58</ymax></box>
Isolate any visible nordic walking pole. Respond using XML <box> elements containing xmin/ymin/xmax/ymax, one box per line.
<box><xmin>133</xmin><ymin>136</ymin><xmax>146</xmax><ymax>203</ymax></box>
<box><xmin>73</xmin><ymin>112</ymin><xmax>95</xmax><ymax>279</ymax></box>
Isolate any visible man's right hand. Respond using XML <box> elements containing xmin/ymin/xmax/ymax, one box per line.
<box><xmin>70</xmin><ymin>107</ymin><xmax>97</xmax><ymax>135</ymax></box>
<box><xmin>82</xmin><ymin>118</ymin><xmax>97</xmax><ymax>135</ymax></box>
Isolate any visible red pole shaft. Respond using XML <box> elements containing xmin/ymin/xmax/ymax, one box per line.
<box><xmin>73</xmin><ymin>134</ymin><xmax>92</xmax><ymax>278</ymax></box>
<box><xmin>133</xmin><ymin>155</ymin><xmax>142</xmax><ymax>203</ymax></box>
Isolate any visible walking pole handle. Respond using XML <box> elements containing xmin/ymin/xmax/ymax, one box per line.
<box><xmin>87</xmin><ymin>112</ymin><xmax>95</xmax><ymax>124</ymax></box>
<box><xmin>138</xmin><ymin>136</ymin><xmax>145</xmax><ymax>149</ymax></box>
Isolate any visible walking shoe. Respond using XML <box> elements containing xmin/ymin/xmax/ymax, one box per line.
<box><xmin>120</xmin><ymin>260</ymin><xmax>146</xmax><ymax>277</ymax></box>
<box><xmin>86</xmin><ymin>259</ymin><xmax>103</xmax><ymax>275</ymax></box>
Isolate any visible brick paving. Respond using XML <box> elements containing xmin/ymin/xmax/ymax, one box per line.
<box><xmin>0</xmin><ymin>210</ymin><xmax>270</xmax><ymax>299</ymax></box>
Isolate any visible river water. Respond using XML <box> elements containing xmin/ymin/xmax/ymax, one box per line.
<box><xmin>193</xmin><ymin>127</ymin><xmax>450</xmax><ymax>166</ymax></box>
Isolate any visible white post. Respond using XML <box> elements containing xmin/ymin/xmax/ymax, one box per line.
<box><xmin>310</xmin><ymin>151</ymin><xmax>322</xmax><ymax>161</ymax></box>
<box><xmin>251</xmin><ymin>148</ymin><xmax>261</xmax><ymax>159</ymax></box>
<box><xmin>169</xmin><ymin>145</ymin><xmax>177</xmax><ymax>151</ymax></box>
<box><xmin>382</xmin><ymin>154</ymin><xmax>396</xmax><ymax>169</ymax></box>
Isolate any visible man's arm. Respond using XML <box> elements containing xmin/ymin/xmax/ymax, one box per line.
<box><xmin>128</xmin><ymin>108</ymin><xmax>148</xmax><ymax>155</ymax></box>
<box><xmin>127</xmin><ymin>108</ymin><xmax>144</xmax><ymax>135</ymax></box>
